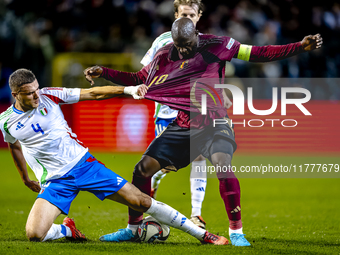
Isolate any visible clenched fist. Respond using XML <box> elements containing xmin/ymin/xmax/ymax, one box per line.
<box><xmin>301</xmin><ymin>34</ymin><xmax>323</xmax><ymax>51</ymax></box>
<box><xmin>84</xmin><ymin>66</ymin><xmax>103</xmax><ymax>86</ymax></box>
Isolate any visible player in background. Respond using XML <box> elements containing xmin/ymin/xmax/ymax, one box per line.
<box><xmin>84</xmin><ymin>19</ymin><xmax>322</xmax><ymax>246</ymax></box>
<box><xmin>0</xmin><ymin>68</ymin><xmax>230</xmax><ymax>245</ymax></box>
<box><xmin>140</xmin><ymin>0</ymin><xmax>232</xmax><ymax>229</ymax></box>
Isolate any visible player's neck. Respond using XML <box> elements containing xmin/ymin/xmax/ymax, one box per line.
<box><xmin>14</xmin><ymin>101</ymin><xmax>30</xmax><ymax>112</ymax></box>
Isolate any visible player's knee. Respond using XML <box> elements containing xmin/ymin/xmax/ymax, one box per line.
<box><xmin>129</xmin><ymin>193</ymin><xmax>152</xmax><ymax>212</ymax></box>
<box><xmin>211</xmin><ymin>152</ymin><xmax>232</xmax><ymax>167</ymax></box>
<box><xmin>140</xmin><ymin>195</ymin><xmax>152</xmax><ymax>212</ymax></box>
<box><xmin>134</xmin><ymin>160</ymin><xmax>153</xmax><ymax>178</ymax></box>
<box><xmin>26</xmin><ymin>228</ymin><xmax>45</xmax><ymax>242</ymax></box>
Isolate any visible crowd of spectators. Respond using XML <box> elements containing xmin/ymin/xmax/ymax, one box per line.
<box><xmin>0</xmin><ymin>0</ymin><xmax>339</xmax><ymax>102</ymax></box>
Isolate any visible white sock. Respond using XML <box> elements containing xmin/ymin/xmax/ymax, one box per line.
<box><xmin>42</xmin><ymin>224</ymin><xmax>71</xmax><ymax>242</ymax></box>
<box><xmin>190</xmin><ymin>160</ymin><xmax>207</xmax><ymax>217</ymax></box>
<box><xmin>151</xmin><ymin>170</ymin><xmax>167</xmax><ymax>190</ymax></box>
<box><xmin>127</xmin><ymin>224</ymin><xmax>138</xmax><ymax>234</ymax></box>
<box><xmin>229</xmin><ymin>227</ymin><xmax>243</xmax><ymax>235</ymax></box>
<box><xmin>146</xmin><ymin>198</ymin><xmax>206</xmax><ymax>241</ymax></box>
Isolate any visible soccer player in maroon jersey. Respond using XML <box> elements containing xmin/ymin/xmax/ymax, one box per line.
<box><xmin>84</xmin><ymin>18</ymin><xmax>322</xmax><ymax>246</ymax></box>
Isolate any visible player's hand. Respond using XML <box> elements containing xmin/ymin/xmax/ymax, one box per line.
<box><xmin>137</xmin><ymin>84</ymin><xmax>148</xmax><ymax>99</ymax></box>
<box><xmin>24</xmin><ymin>179</ymin><xmax>41</xmax><ymax>193</ymax></box>
<box><xmin>301</xmin><ymin>34</ymin><xmax>323</xmax><ymax>51</ymax></box>
<box><xmin>84</xmin><ymin>66</ymin><xmax>103</xmax><ymax>86</ymax></box>
<box><xmin>124</xmin><ymin>85</ymin><xmax>147</xmax><ymax>99</ymax></box>
<box><xmin>223</xmin><ymin>96</ymin><xmax>233</xmax><ymax>109</ymax></box>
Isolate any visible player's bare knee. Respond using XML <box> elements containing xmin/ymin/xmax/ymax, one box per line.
<box><xmin>26</xmin><ymin>229</ymin><xmax>45</xmax><ymax>242</ymax></box>
<box><xmin>134</xmin><ymin>161</ymin><xmax>153</xmax><ymax>178</ymax></box>
<box><xmin>140</xmin><ymin>195</ymin><xmax>152</xmax><ymax>212</ymax></box>
<box><xmin>129</xmin><ymin>193</ymin><xmax>151</xmax><ymax>212</ymax></box>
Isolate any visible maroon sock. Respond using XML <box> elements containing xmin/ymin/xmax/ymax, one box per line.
<box><xmin>229</xmin><ymin>219</ymin><xmax>242</xmax><ymax>230</ymax></box>
<box><xmin>218</xmin><ymin>175</ymin><xmax>241</xmax><ymax>221</ymax></box>
<box><xmin>128</xmin><ymin>172</ymin><xmax>152</xmax><ymax>225</ymax></box>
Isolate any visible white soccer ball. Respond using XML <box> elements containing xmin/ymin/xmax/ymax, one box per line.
<box><xmin>139</xmin><ymin>216</ymin><xmax>171</xmax><ymax>242</ymax></box>
<box><xmin>157</xmin><ymin>224</ymin><xmax>170</xmax><ymax>242</ymax></box>
<box><xmin>137</xmin><ymin>219</ymin><xmax>162</xmax><ymax>243</ymax></box>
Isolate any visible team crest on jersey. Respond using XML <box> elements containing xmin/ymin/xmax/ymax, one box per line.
<box><xmin>180</xmin><ymin>60</ymin><xmax>189</xmax><ymax>69</ymax></box>
<box><xmin>38</xmin><ymin>104</ymin><xmax>48</xmax><ymax>116</ymax></box>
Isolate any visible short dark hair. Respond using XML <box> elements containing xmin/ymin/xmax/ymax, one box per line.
<box><xmin>173</xmin><ymin>0</ymin><xmax>204</xmax><ymax>15</ymax></box>
<box><xmin>9</xmin><ymin>69</ymin><xmax>36</xmax><ymax>92</ymax></box>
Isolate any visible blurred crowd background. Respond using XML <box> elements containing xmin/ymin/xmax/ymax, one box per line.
<box><xmin>0</xmin><ymin>0</ymin><xmax>339</xmax><ymax>103</ymax></box>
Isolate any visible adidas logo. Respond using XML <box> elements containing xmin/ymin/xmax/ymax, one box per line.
<box><xmin>16</xmin><ymin>122</ymin><xmax>24</xmax><ymax>130</ymax></box>
<box><xmin>231</xmin><ymin>206</ymin><xmax>241</xmax><ymax>214</ymax></box>
<box><xmin>117</xmin><ymin>177</ymin><xmax>123</xmax><ymax>185</ymax></box>
<box><xmin>196</xmin><ymin>187</ymin><xmax>205</xmax><ymax>192</ymax></box>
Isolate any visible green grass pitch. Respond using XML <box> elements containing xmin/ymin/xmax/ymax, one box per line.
<box><xmin>0</xmin><ymin>149</ymin><xmax>339</xmax><ymax>254</ymax></box>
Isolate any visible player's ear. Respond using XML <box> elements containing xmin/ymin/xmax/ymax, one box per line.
<box><xmin>198</xmin><ymin>10</ymin><xmax>202</xmax><ymax>19</ymax></box>
<box><xmin>174</xmin><ymin>12</ymin><xmax>179</xmax><ymax>19</ymax></box>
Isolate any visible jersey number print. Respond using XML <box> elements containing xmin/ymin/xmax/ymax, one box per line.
<box><xmin>31</xmin><ymin>123</ymin><xmax>44</xmax><ymax>135</ymax></box>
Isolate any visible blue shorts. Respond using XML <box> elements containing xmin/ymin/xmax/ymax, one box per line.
<box><xmin>37</xmin><ymin>152</ymin><xmax>128</xmax><ymax>215</ymax></box>
<box><xmin>155</xmin><ymin>117</ymin><xmax>176</xmax><ymax>137</ymax></box>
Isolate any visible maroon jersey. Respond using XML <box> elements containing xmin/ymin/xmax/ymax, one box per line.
<box><xmin>100</xmin><ymin>34</ymin><xmax>304</xmax><ymax>128</ymax></box>
<box><xmin>145</xmin><ymin>34</ymin><xmax>240</xmax><ymax>128</ymax></box>
<box><xmin>101</xmin><ymin>34</ymin><xmax>240</xmax><ymax>128</ymax></box>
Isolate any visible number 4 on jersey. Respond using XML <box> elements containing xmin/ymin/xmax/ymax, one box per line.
<box><xmin>31</xmin><ymin>123</ymin><xmax>44</xmax><ymax>135</ymax></box>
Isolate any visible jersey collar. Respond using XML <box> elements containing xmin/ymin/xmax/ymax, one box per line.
<box><xmin>12</xmin><ymin>102</ymin><xmax>24</xmax><ymax>114</ymax></box>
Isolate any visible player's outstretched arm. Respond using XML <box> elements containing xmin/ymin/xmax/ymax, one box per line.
<box><xmin>84</xmin><ymin>65</ymin><xmax>148</xmax><ymax>86</ymax></box>
<box><xmin>79</xmin><ymin>84</ymin><xmax>148</xmax><ymax>101</ymax></box>
<box><xmin>235</xmin><ymin>34</ymin><xmax>323</xmax><ymax>62</ymax></box>
<box><xmin>8</xmin><ymin>141</ymin><xmax>40</xmax><ymax>193</ymax></box>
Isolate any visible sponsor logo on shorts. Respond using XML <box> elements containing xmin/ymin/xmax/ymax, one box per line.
<box><xmin>41</xmin><ymin>182</ymin><xmax>51</xmax><ymax>188</ymax></box>
<box><xmin>117</xmin><ymin>177</ymin><xmax>123</xmax><ymax>185</ymax></box>
<box><xmin>220</xmin><ymin>130</ymin><xmax>230</xmax><ymax>135</ymax></box>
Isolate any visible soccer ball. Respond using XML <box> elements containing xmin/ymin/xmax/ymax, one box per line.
<box><xmin>157</xmin><ymin>224</ymin><xmax>170</xmax><ymax>241</ymax></box>
<box><xmin>138</xmin><ymin>216</ymin><xmax>171</xmax><ymax>242</ymax></box>
<box><xmin>137</xmin><ymin>219</ymin><xmax>162</xmax><ymax>243</ymax></box>
<box><xmin>143</xmin><ymin>216</ymin><xmax>170</xmax><ymax>241</ymax></box>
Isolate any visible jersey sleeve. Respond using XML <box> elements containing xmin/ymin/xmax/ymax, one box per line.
<box><xmin>40</xmin><ymin>87</ymin><xmax>81</xmax><ymax>105</ymax></box>
<box><xmin>0</xmin><ymin>118</ymin><xmax>17</xmax><ymax>144</ymax></box>
<box><xmin>140</xmin><ymin>32</ymin><xmax>173</xmax><ymax>66</ymax></box>
<box><xmin>217</xmin><ymin>37</ymin><xmax>241</xmax><ymax>62</ymax></box>
<box><xmin>101</xmin><ymin>67</ymin><xmax>148</xmax><ymax>86</ymax></box>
